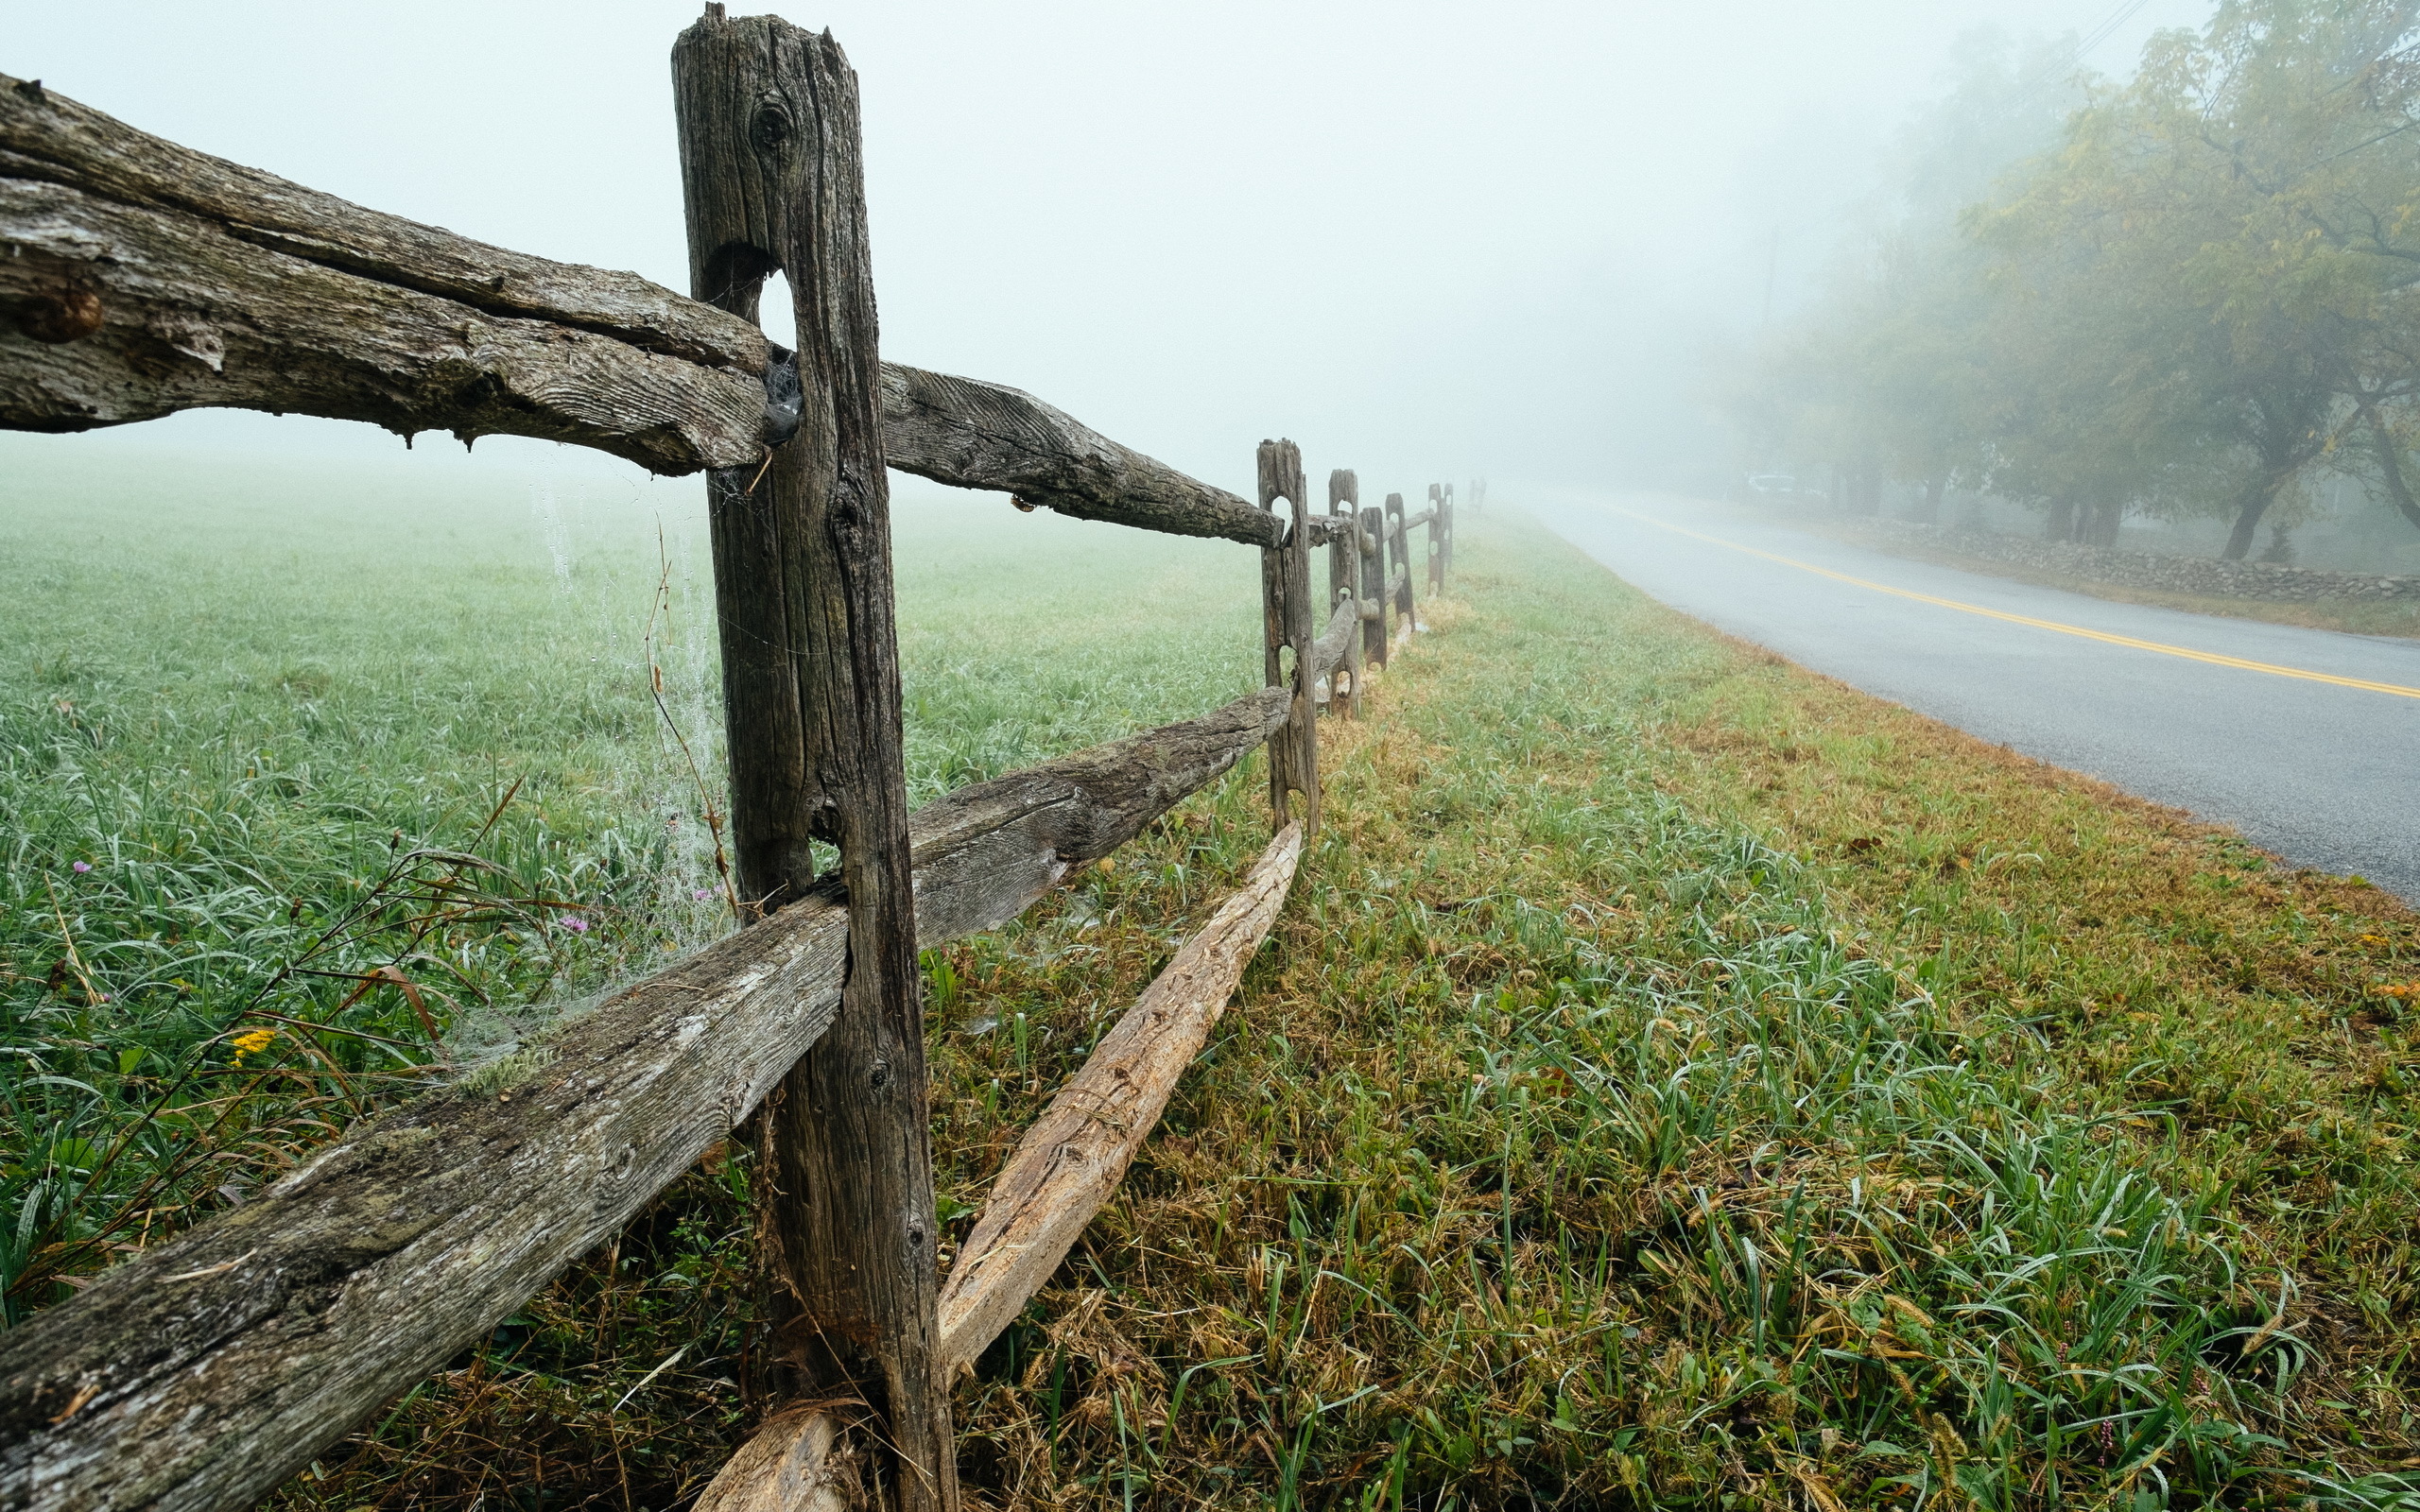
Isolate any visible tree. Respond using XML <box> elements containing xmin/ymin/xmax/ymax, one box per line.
<box><xmin>1727</xmin><ymin>3</ymin><xmax>2420</xmax><ymax>558</ymax></box>
<box><xmin>1976</xmin><ymin>0</ymin><xmax>2420</xmax><ymax>557</ymax></box>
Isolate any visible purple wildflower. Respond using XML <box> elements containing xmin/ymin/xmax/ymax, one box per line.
<box><xmin>562</xmin><ymin>916</ymin><xmax>590</xmax><ymax>934</ymax></box>
<box><xmin>694</xmin><ymin>888</ymin><xmax>713</xmax><ymax>901</ymax></box>
<box><xmin>72</xmin><ymin>861</ymin><xmax>92</xmax><ymax>874</ymax></box>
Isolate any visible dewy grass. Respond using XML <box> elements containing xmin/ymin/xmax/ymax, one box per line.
<box><xmin>10</xmin><ymin>437</ymin><xmax>2420</xmax><ymax>1509</ymax></box>
<box><xmin>0</xmin><ymin>436</ymin><xmax>1253</xmax><ymax>1323</ymax></box>
<box><xmin>908</xmin><ymin>516</ymin><xmax>2420</xmax><ymax>1508</ymax></box>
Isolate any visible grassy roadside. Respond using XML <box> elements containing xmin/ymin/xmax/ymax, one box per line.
<box><xmin>1773</xmin><ymin>507</ymin><xmax>2420</xmax><ymax>641</ymax></box>
<box><xmin>9</xmin><ymin>445</ymin><xmax>2417</xmax><ymax>1507</ymax></box>
<box><xmin>277</xmin><ymin>508</ymin><xmax>2419</xmax><ymax>1510</ymax></box>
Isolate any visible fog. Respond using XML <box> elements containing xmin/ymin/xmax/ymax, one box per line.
<box><xmin>6</xmin><ymin>0</ymin><xmax>2207</xmax><ymax>498</ymax></box>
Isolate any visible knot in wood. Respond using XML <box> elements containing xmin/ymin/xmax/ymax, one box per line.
<box><xmin>868</xmin><ymin>1057</ymin><xmax>891</xmax><ymax>1091</ymax></box>
<box><xmin>827</xmin><ymin>479</ymin><xmax>873</xmax><ymax>544</ymax></box>
<box><xmin>19</xmin><ymin>288</ymin><xmax>103</xmax><ymax>344</ymax></box>
<box><xmin>749</xmin><ymin>99</ymin><xmax>794</xmax><ymax>158</ymax></box>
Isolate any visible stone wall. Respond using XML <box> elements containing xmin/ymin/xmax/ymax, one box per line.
<box><xmin>1840</xmin><ymin>518</ymin><xmax>2420</xmax><ymax>603</ymax></box>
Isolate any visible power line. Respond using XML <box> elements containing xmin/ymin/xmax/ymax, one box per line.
<box><xmin>2008</xmin><ymin>0</ymin><xmax>2156</xmax><ymax>111</ymax></box>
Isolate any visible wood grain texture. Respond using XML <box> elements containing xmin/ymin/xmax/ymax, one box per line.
<box><xmin>908</xmin><ymin>687</ymin><xmax>1288</xmax><ymax>948</ymax></box>
<box><xmin>932</xmin><ymin>824</ymin><xmax>1303</xmax><ymax>1372</ymax></box>
<box><xmin>701</xmin><ymin>827</ymin><xmax>1305</xmax><ymax>1512</ymax></box>
<box><xmin>1358</xmin><ymin>505</ymin><xmax>1390</xmax><ymax>670</ymax></box>
<box><xmin>0</xmin><ymin>74</ymin><xmax>761</xmax><ymax>368</ymax></box>
<box><xmin>2</xmin><ymin>73</ymin><xmax>1292</xmax><ymax>540</ymax></box>
<box><xmin>1298</xmin><ymin>513</ymin><xmax>1354</xmax><ymax>548</ymax></box>
<box><xmin>1324</xmin><ymin>470</ymin><xmax>1357</xmax><ymax>609</ymax></box>
<box><xmin>1255</xmin><ymin>440</ymin><xmax>1317</xmax><ymax>835</ymax></box>
<box><xmin>0</xmin><ymin>884</ymin><xmax>854</xmax><ymax>1512</ymax></box>
<box><xmin>1385</xmin><ymin>491</ymin><xmax>1416</xmax><ymax>627</ymax></box>
<box><xmin>1326</xmin><ymin>470</ymin><xmax>1361</xmax><ymax>719</ymax></box>
<box><xmin>671</xmin><ymin>17</ymin><xmax>953</xmax><ymax>1512</ymax></box>
<box><xmin>0</xmin><ymin>74</ymin><xmax>769</xmax><ymax>473</ymax></box>
<box><xmin>1426</xmin><ymin>484</ymin><xmax>1444</xmax><ymax>593</ymax></box>
<box><xmin>693</xmin><ymin>1404</ymin><xmax>865</xmax><ymax>1512</ymax></box>
<box><xmin>880</xmin><ymin>364</ymin><xmax>1280</xmax><ymax>548</ymax></box>
<box><xmin>1308</xmin><ymin>593</ymin><xmax>1358</xmax><ymax>687</ymax></box>
<box><xmin>0</xmin><ymin>175</ymin><xmax>769</xmax><ymax>474</ymax></box>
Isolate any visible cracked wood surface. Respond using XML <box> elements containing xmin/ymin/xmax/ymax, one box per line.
<box><xmin>0</xmin><ymin>74</ymin><xmax>769</xmax><ymax>473</ymax></box>
<box><xmin>699</xmin><ymin>825</ymin><xmax>1304</xmax><ymax>1512</ymax></box>
<box><xmin>671</xmin><ymin>18</ymin><xmax>954</xmax><ymax>1510</ymax></box>
<box><xmin>878</xmin><ymin>364</ymin><xmax>1281</xmax><ymax>548</ymax></box>
<box><xmin>932</xmin><ymin>823</ymin><xmax>1304</xmax><ymax>1373</ymax></box>
<box><xmin>2</xmin><ymin>76</ymin><xmax>1273</xmax><ymax>537</ymax></box>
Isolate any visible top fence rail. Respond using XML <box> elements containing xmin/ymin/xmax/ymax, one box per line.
<box><xmin>0</xmin><ymin>72</ymin><xmax>1288</xmax><ymax>549</ymax></box>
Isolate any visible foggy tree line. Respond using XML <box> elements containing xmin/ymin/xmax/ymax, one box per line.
<box><xmin>1732</xmin><ymin>0</ymin><xmax>2420</xmax><ymax>560</ymax></box>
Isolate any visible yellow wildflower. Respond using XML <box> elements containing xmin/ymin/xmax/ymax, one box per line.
<box><xmin>231</xmin><ymin>1028</ymin><xmax>276</xmax><ymax>1064</ymax></box>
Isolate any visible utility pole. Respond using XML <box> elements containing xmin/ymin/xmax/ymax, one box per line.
<box><xmin>1760</xmin><ymin>223</ymin><xmax>1781</xmax><ymax>337</ymax></box>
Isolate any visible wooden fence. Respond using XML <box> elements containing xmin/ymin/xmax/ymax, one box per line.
<box><xmin>0</xmin><ymin>15</ymin><xmax>1456</xmax><ymax>1512</ymax></box>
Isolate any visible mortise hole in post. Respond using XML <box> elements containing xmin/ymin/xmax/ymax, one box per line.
<box><xmin>757</xmin><ymin>269</ymin><xmax>796</xmax><ymax>346</ymax></box>
<box><xmin>702</xmin><ymin>241</ymin><xmax>778</xmax><ymax>319</ymax></box>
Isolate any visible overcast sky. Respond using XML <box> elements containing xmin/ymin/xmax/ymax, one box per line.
<box><xmin>7</xmin><ymin>0</ymin><xmax>2211</xmax><ymax>497</ymax></box>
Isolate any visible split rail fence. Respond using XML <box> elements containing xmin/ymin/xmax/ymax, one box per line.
<box><xmin>0</xmin><ymin>13</ymin><xmax>1460</xmax><ymax>1512</ymax></box>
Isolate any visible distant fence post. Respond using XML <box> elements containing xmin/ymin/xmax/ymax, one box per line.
<box><xmin>1328</xmin><ymin>469</ymin><xmax>1361</xmax><ymax>717</ymax></box>
<box><xmin>674</xmin><ymin>14</ymin><xmax>956</xmax><ymax>1512</ymax></box>
<box><xmin>1386</xmin><ymin>490</ymin><xmax>1415</xmax><ymax>631</ymax></box>
<box><xmin>1442</xmin><ymin>481</ymin><xmax>1455</xmax><ymax>576</ymax></box>
<box><xmin>1427</xmin><ymin>482</ymin><xmax>1444</xmax><ymax>593</ymax></box>
<box><xmin>1258</xmin><ymin>439</ymin><xmax>1318</xmax><ymax>834</ymax></box>
<box><xmin>1358</xmin><ymin>502</ymin><xmax>1389</xmax><ymax>670</ymax></box>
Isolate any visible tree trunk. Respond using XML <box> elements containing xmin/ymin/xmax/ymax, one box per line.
<box><xmin>2222</xmin><ymin>473</ymin><xmax>2285</xmax><ymax>560</ymax></box>
<box><xmin>1919</xmin><ymin>476</ymin><xmax>1945</xmax><ymax>524</ymax></box>
<box><xmin>2043</xmin><ymin>497</ymin><xmax>2076</xmax><ymax>541</ymax></box>
<box><xmin>2365</xmin><ymin>410</ymin><xmax>2420</xmax><ymax>534</ymax></box>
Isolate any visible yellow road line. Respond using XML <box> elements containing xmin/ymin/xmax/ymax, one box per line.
<box><xmin>1608</xmin><ymin>507</ymin><xmax>2420</xmax><ymax>703</ymax></box>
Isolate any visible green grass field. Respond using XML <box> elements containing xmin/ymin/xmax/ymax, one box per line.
<box><xmin>0</xmin><ymin>433</ymin><xmax>1256</xmax><ymax>1320</ymax></box>
<box><xmin>7</xmin><ymin>438</ymin><xmax>2420</xmax><ymax>1509</ymax></box>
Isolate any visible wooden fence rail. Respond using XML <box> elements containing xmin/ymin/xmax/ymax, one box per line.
<box><xmin>0</xmin><ymin>74</ymin><xmax>1288</xmax><ymax>552</ymax></box>
<box><xmin>0</xmin><ymin>23</ymin><xmax>1457</xmax><ymax>1512</ymax></box>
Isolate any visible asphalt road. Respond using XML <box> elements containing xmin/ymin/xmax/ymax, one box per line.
<box><xmin>1533</xmin><ymin>493</ymin><xmax>2420</xmax><ymax>905</ymax></box>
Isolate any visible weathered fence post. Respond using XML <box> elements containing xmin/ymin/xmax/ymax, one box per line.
<box><xmin>1357</xmin><ymin>502</ymin><xmax>1389</xmax><ymax>670</ymax></box>
<box><xmin>1426</xmin><ymin>482</ymin><xmax>1444</xmax><ymax>594</ymax></box>
<box><xmin>1442</xmin><ymin>481</ymin><xmax>1456</xmax><ymax>575</ymax></box>
<box><xmin>1259</xmin><ymin>439</ymin><xmax>1318</xmax><ymax>833</ymax></box>
<box><xmin>1386</xmin><ymin>490</ymin><xmax>1415</xmax><ymax>631</ymax></box>
<box><xmin>673</xmin><ymin>13</ymin><xmax>955</xmax><ymax>1511</ymax></box>
<box><xmin>1328</xmin><ymin>468</ymin><xmax>1361</xmax><ymax>717</ymax></box>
